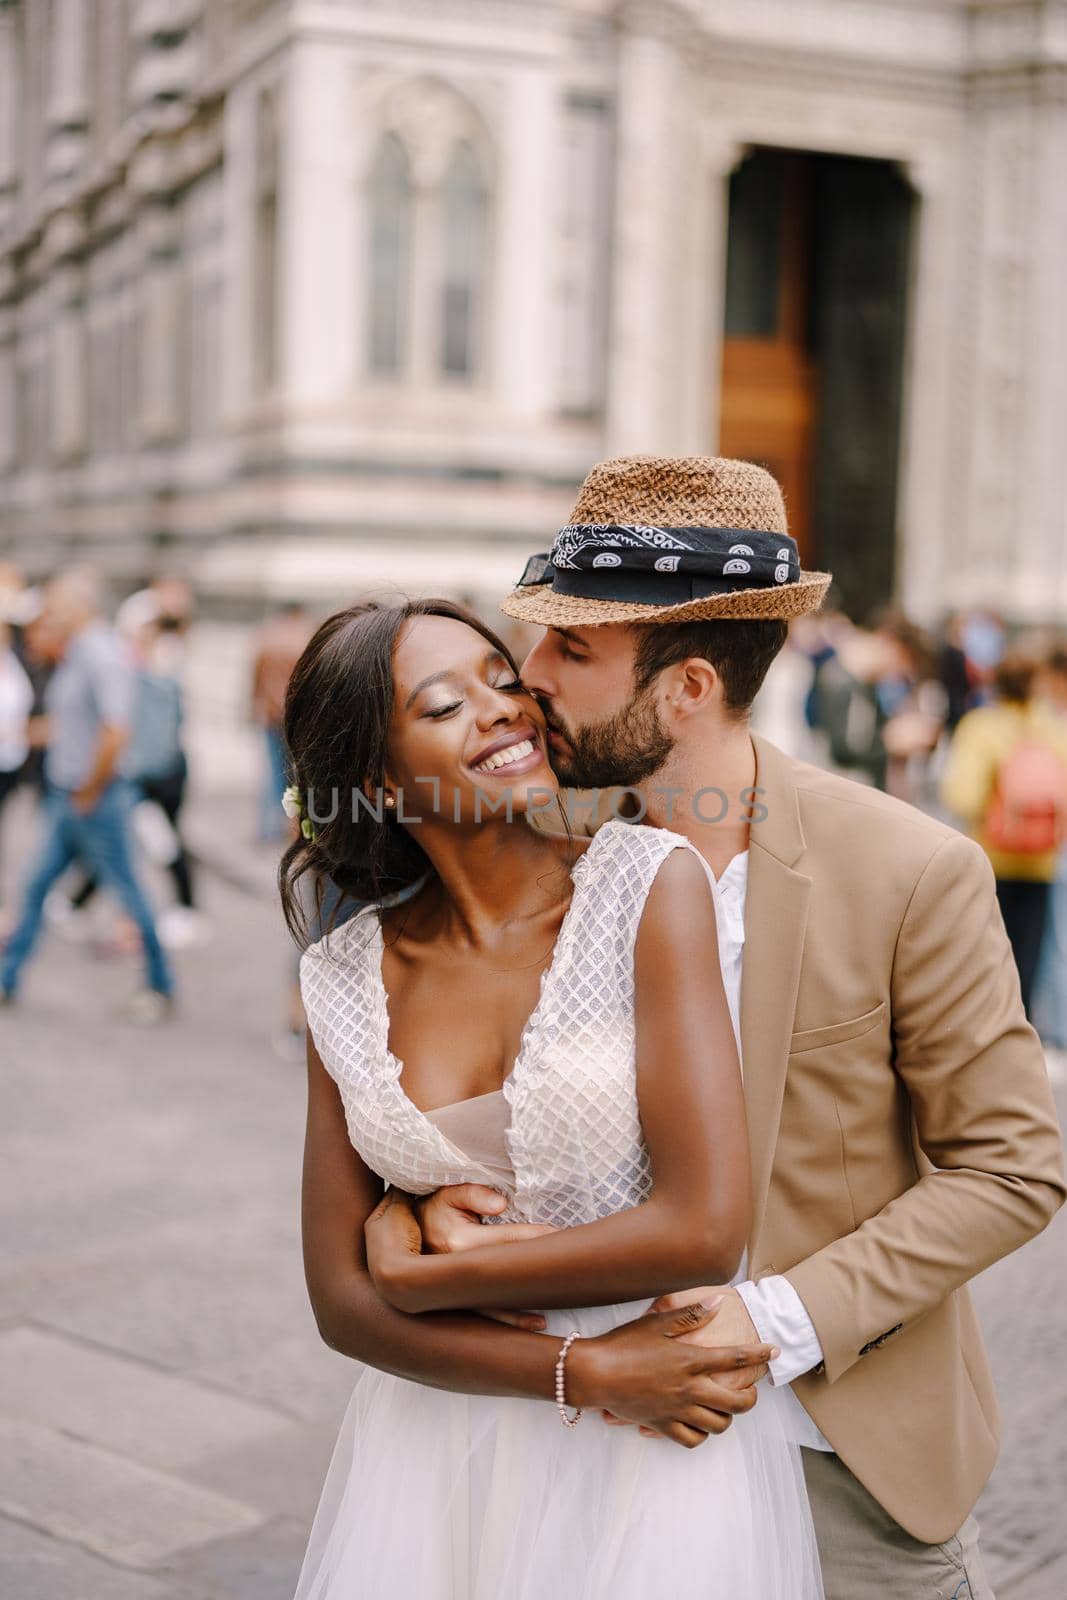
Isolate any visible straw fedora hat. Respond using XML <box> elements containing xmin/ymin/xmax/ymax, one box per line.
<box><xmin>500</xmin><ymin>455</ymin><xmax>832</xmax><ymax>627</ymax></box>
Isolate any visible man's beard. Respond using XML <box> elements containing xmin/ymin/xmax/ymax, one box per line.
<box><xmin>542</xmin><ymin>688</ymin><xmax>675</xmax><ymax>788</ymax></box>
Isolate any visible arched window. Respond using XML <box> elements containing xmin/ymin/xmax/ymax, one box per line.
<box><xmin>366</xmin><ymin>133</ymin><xmax>412</xmax><ymax>377</ymax></box>
<box><xmin>440</xmin><ymin>141</ymin><xmax>488</xmax><ymax>379</ymax></box>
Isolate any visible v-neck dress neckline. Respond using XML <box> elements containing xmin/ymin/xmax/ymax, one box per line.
<box><xmin>352</xmin><ymin>823</ymin><xmax>609</xmax><ymax>1178</ymax></box>
<box><xmin>301</xmin><ymin>815</ymin><xmax>708</xmax><ymax>1223</ymax></box>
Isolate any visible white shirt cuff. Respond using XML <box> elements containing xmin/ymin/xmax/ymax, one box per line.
<box><xmin>735</xmin><ymin>1276</ymin><xmax>824</xmax><ymax>1387</ymax></box>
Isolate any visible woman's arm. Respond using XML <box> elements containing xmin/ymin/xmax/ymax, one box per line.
<box><xmin>303</xmin><ymin>1038</ymin><xmax>553</xmax><ymax>1383</ymax></box>
<box><xmin>301</xmin><ymin>1033</ymin><xmax>773</xmax><ymax>1445</ymax></box>
<box><xmin>365</xmin><ymin>846</ymin><xmax>751</xmax><ymax>1314</ymax></box>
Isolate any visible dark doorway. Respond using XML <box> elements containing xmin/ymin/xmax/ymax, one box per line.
<box><xmin>719</xmin><ymin>148</ymin><xmax>913</xmax><ymax>619</ymax></box>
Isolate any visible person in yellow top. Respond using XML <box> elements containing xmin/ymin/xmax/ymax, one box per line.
<box><xmin>941</xmin><ymin>651</ymin><xmax>1067</xmax><ymax>1016</ymax></box>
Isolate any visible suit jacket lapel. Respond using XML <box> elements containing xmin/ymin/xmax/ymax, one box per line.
<box><xmin>741</xmin><ymin>737</ymin><xmax>811</xmax><ymax>1251</ymax></box>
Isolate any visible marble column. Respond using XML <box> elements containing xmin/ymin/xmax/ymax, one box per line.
<box><xmin>492</xmin><ymin>64</ymin><xmax>557</xmax><ymax>421</ymax></box>
<box><xmin>50</xmin><ymin>264</ymin><xmax>88</xmax><ymax>460</ymax></box>
<box><xmin>552</xmin><ymin>92</ymin><xmax>613</xmax><ymax>418</ymax></box>
<box><xmin>687</xmin><ymin>133</ymin><xmax>745</xmax><ymax>458</ymax></box>
<box><xmin>0</xmin><ymin>2</ymin><xmax>18</xmax><ymax>230</ymax></box>
<box><xmin>962</xmin><ymin>81</ymin><xmax>1043</xmax><ymax>613</ymax></box>
<box><xmin>137</xmin><ymin>204</ymin><xmax>184</xmax><ymax>443</ymax></box>
<box><xmin>45</xmin><ymin>0</ymin><xmax>91</xmax><ymax>184</ymax></box>
<box><xmin>959</xmin><ymin>2</ymin><xmax>1067</xmax><ymax>618</ymax></box>
<box><xmin>278</xmin><ymin>39</ymin><xmax>354</xmax><ymax>407</ymax></box>
<box><xmin>0</xmin><ymin>304</ymin><xmax>14</xmax><ymax>472</ymax></box>
<box><xmin>129</xmin><ymin>0</ymin><xmax>201</xmax><ymax>110</ymax></box>
<box><xmin>220</xmin><ymin>85</ymin><xmax>255</xmax><ymax>420</ymax></box>
<box><xmin>894</xmin><ymin>148</ymin><xmax>967</xmax><ymax>626</ymax></box>
<box><xmin>604</xmin><ymin>8</ymin><xmax>693</xmax><ymax>454</ymax></box>
<box><xmin>1018</xmin><ymin>72</ymin><xmax>1067</xmax><ymax>618</ymax></box>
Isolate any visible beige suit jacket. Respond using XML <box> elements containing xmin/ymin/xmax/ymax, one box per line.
<box><xmin>549</xmin><ymin>734</ymin><xmax>1066</xmax><ymax>1542</ymax></box>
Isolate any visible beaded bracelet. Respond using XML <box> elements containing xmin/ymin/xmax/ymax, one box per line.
<box><xmin>555</xmin><ymin>1331</ymin><xmax>583</xmax><ymax>1428</ymax></box>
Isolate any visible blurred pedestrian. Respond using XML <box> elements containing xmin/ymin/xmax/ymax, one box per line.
<box><xmin>958</xmin><ymin>609</ymin><xmax>1006</xmax><ymax>709</ymax></box>
<box><xmin>14</xmin><ymin>591</ymin><xmax>55</xmax><ymax>797</ymax></box>
<box><xmin>941</xmin><ymin>651</ymin><xmax>1067</xmax><ymax>1017</ymax></box>
<box><xmin>813</xmin><ymin>612</ymin><xmax>939</xmax><ymax>793</ymax></box>
<box><xmin>250</xmin><ymin>602</ymin><xmax>312</xmax><ymax>842</ymax></box>
<box><xmin>117</xmin><ymin>574</ymin><xmax>194</xmax><ymax>659</ymax></box>
<box><xmin>63</xmin><ymin>595</ymin><xmax>207</xmax><ymax>949</ymax></box>
<box><xmin>872</xmin><ymin>613</ymin><xmax>944</xmax><ymax>803</ymax></box>
<box><xmin>936</xmin><ymin>615</ymin><xmax>972</xmax><ymax>733</ymax></box>
<box><xmin>0</xmin><ymin>585</ymin><xmax>34</xmax><ymax>914</ymax></box>
<box><xmin>0</xmin><ymin>569</ymin><xmax>174</xmax><ymax>1022</ymax></box>
<box><xmin>1031</xmin><ymin>646</ymin><xmax>1067</xmax><ymax>1049</ymax></box>
<box><xmin>811</xmin><ymin>622</ymin><xmax>892</xmax><ymax>787</ymax></box>
<box><xmin>790</xmin><ymin>603</ymin><xmax>847</xmax><ymax>743</ymax></box>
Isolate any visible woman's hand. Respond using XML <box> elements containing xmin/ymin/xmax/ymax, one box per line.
<box><xmin>305</xmin><ymin>1036</ymin><xmax>770</xmax><ymax>1444</ymax></box>
<box><xmin>571</xmin><ymin>1300</ymin><xmax>777</xmax><ymax>1449</ymax></box>
<box><xmin>371</xmin><ymin>1185</ymin><xmax>558</xmax><ymax>1327</ymax></box>
<box><xmin>603</xmin><ymin>1286</ymin><xmax>771</xmax><ymax>1432</ymax></box>
<box><xmin>365</xmin><ymin>1187</ymin><xmax>552</xmax><ymax>1326</ymax></box>
<box><xmin>417</xmin><ymin>1183</ymin><xmax>557</xmax><ymax>1253</ymax></box>
<box><xmin>416</xmin><ymin>1184</ymin><xmax>557</xmax><ymax>1330</ymax></box>
<box><xmin>363</xmin><ymin>1189</ymin><xmax>425</xmax><ymax>1303</ymax></box>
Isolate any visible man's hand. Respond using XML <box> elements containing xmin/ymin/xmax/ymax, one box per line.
<box><xmin>570</xmin><ymin>1299</ymin><xmax>779</xmax><ymax>1449</ymax></box>
<box><xmin>599</xmin><ymin>1288</ymin><xmax>772</xmax><ymax>1435</ymax></box>
<box><xmin>376</xmin><ymin>1192</ymin><xmax>775</xmax><ymax>1443</ymax></box>
<box><xmin>650</xmin><ymin>1286</ymin><xmax>767</xmax><ymax>1389</ymax></box>
<box><xmin>415</xmin><ymin>1183</ymin><xmax>556</xmax><ymax>1331</ymax></box>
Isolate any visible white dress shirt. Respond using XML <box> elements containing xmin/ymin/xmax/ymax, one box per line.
<box><xmin>700</xmin><ymin>851</ymin><xmax>832</xmax><ymax>1453</ymax></box>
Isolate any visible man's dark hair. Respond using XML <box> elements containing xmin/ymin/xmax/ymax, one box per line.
<box><xmin>630</xmin><ymin>618</ymin><xmax>788</xmax><ymax>718</ymax></box>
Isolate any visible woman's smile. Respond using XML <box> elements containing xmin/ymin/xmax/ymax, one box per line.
<box><xmin>469</xmin><ymin>725</ymin><xmax>548</xmax><ymax>779</ymax></box>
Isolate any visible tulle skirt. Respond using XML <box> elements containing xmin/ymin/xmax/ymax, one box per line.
<box><xmin>294</xmin><ymin>1301</ymin><xmax>823</xmax><ymax>1600</ymax></box>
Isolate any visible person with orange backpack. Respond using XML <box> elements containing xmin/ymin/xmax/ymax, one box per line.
<box><xmin>941</xmin><ymin>650</ymin><xmax>1067</xmax><ymax>1017</ymax></box>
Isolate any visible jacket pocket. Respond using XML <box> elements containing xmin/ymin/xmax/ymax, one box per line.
<box><xmin>789</xmin><ymin>1001</ymin><xmax>887</xmax><ymax>1055</ymax></box>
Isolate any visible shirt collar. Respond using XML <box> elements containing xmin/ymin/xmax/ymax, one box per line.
<box><xmin>709</xmin><ymin>849</ymin><xmax>748</xmax><ymax>947</ymax></box>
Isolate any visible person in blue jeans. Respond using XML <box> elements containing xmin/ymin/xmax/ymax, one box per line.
<box><xmin>1032</xmin><ymin>646</ymin><xmax>1067</xmax><ymax>1049</ymax></box>
<box><xmin>0</xmin><ymin>570</ymin><xmax>173</xmax><ymax>1023</ymax></box>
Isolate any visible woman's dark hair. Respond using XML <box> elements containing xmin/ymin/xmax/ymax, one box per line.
<box><xmin>278</xmin><ymin>598</ymin><xmax>521</xmax><ymax>946</ymax></box>
<box><xmin>993</xmin><ymin>650</ymin><xmax>1036</xmax><ymax>706</ymax></box>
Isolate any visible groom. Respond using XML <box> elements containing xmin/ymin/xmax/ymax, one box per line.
<box><xmin>424</xmin><ymin>456</ymin><xmax>1065</xmax><ymax>1597</ymax></box>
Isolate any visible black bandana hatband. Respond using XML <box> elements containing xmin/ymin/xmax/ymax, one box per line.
<box><xmin>516</xmin><ymin>524</ymin><xmax>800</xmax><ymax>604</ymax></box>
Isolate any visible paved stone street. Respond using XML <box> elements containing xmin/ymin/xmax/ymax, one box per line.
<box><xmin>1</xmin><ymin>785</ymin><xmax>1064</xmax><ymax>1598</ymax></box>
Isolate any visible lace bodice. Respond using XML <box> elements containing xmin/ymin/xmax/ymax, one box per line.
<box><xmin>300</xmin><ymin>820</ymin><xmax>701</xmax><ymax>1228</ymax></box>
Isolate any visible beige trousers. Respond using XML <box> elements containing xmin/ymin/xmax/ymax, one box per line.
<box><xmin>803</xmin><ymin>1449</ymin><xmax>995</xmax><ymax>1600</ymax></box>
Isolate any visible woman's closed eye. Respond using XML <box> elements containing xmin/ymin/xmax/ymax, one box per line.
<box><xmin>422</xmin><ymin>678</ymin><xmax>525</xmax><ymax>719</ymax></box>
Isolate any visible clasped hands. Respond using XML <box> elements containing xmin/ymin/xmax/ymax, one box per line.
<box><xmin>364</xmin><ymin>1182</ymin><xmax>775</xmax><ymax>1450</ymax></box>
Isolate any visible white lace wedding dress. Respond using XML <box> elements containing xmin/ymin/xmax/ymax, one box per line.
<box><xmin>296</xmin><ymin>819</ymin><xmax>823</xmax><ymax>1599</ymax></box>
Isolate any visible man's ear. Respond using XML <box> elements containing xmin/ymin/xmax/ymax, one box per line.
<box><xmin>665</xmin><ymin>657</ymin><xmax>721</xmax><ymax>718</ymax></box>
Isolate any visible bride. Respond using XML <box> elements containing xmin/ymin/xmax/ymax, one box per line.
<box><xmin>280</xmin><ymin>598</ymin><xmax>822</xmax><ymax>1599</ymax></box>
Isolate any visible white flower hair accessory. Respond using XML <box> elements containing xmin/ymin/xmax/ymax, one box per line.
<box><xmin>282</xmin><ymin>783</ymin><xmax>318</xmax><ymax>842</ymax></box>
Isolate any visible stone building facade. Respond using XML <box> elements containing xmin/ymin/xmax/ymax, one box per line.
<box><xmin>1</xmin><ymin>0</ymin><xmax>1066</xmax><ymax>624</ymax></box>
